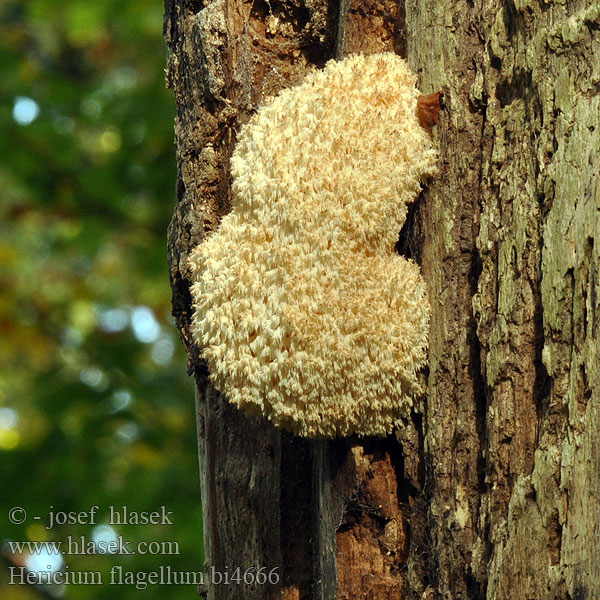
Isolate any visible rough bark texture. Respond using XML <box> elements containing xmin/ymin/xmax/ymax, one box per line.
<box><xmin>165</xmin><ymin>0</ymin><xmax>599</xmax><ymax>598</ymax></box>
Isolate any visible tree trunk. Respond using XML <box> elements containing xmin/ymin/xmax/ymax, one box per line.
<box><xmin>164</xmin><ymin>0</ymin><xmax>600</xmax><ymax>598</ymax></box>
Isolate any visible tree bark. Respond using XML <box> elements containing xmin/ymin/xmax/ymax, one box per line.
<box><xmin>164</xmin><ymin>0</ymin><xmax>600</xmax><ymax>598</ymax></box>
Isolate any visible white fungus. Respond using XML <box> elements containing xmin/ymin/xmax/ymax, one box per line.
<box><xmin>189</xmin><ymin>53</ymin><xmax>437</xmax><ymax>437</ymax></box>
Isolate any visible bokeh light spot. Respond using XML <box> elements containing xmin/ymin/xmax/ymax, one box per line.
<box><xmin>151</xmin><ymin>335</ymin><xmax>174</xmax><ymax>365</ymax></box>
<box><xmin>131</xmin><ymin>306</ymin><xmax>161</xmax><ymax>343</ymax></box>
<box><xmin>97</xmin><ymin>307</ymin><xmax>129</xmax><ymax>333</ymax></box>
<box><xmin>111</xmin><ymin>389</ymin><xmax>132</xmax><ymax>413</ymax></box>
<box><xmin>91</xmin><ymin>525</ymin><xmax>119</xmax><ymax>554</ymax></box>
<box><xmin>99</xmin><ymin>127</ymin><xmax>122</xmax><ymax>153</ymax></box>
<box><xmin>0</xmin><ymin>407</ymin><xmax>19</xmax><ymax>429</ymax></box>
<box><xmin>79</xmin><ymin>367</ymin><xmax>109</xmax><ymax>391</ymax></box>
<box><xmin>0</xmin><ymin>429</ymin><xmax>20</xmax><ymax>450</ymax></box>
<box><xmin>13</xmin><ymin>96</ymin><xmax>40</xmax><ymax>125</ymax></box>
<box><xmin>115</xmin><ymin>422</ymin><xmax>139</xmax><ymax>444</ymax></box>
<box><xmin>27</xmin><ymin>523</ymin><xmax>49</xmax><ymax>542</ymax></box>
<box><xmin>25</xmin><ymin>549</ymin><xmax>64</xmax><ymax>577</ymax></box>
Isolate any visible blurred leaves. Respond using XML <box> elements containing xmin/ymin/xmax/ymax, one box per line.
<box><xmin>0</xmin><ymin>1</ymin><xmax>200</xmax><ymax>598</ymax></box>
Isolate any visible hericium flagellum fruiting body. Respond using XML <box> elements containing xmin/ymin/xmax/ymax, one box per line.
<box><xmin>189</xmin><ymin>53</ymin><xmax>437</xmax><ymax>437</ymax></box>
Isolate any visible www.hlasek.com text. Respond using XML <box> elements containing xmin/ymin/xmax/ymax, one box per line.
<box><xmin>7</xmin><ymin>536</ymin><xmax>179</xmax><ymax>556</ymax></box>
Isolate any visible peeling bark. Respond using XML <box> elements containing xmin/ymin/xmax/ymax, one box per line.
<box><xmin>165</xmin><ymin>0</ymin><xmax>600</xmax><ymax>598</ymax></box>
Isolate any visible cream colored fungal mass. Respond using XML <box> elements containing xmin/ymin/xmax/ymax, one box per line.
<box><xmin>189</xmin><ymin>53</ymin><xmax>437</xmax><ymax>438</ymax></box>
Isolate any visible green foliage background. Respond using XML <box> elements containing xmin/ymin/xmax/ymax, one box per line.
<box><xmin>0</xmin><ymin>1</ymin><xmax>200</xmax><ymax>598</ymax></box>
